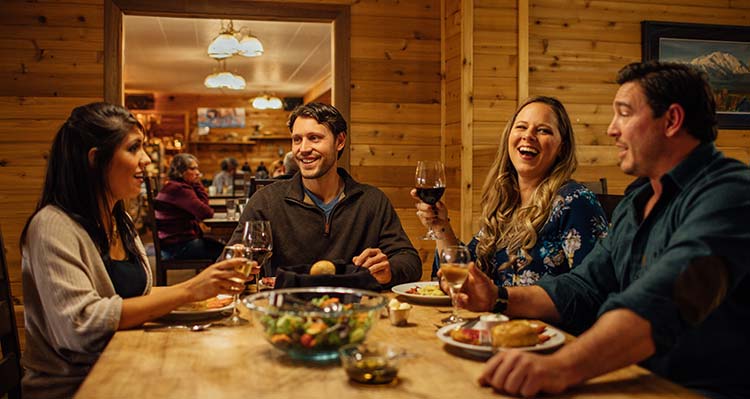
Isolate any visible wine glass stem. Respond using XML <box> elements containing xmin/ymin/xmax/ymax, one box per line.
<box><xmin>232</xmin><ymin>293</ymin><xmax>240</xmax><ymax>319</ymax></box>
<box><xmin>449</xmin><ymin>287</ymin><xmax>458</xmax><ymax>321</ymax></box>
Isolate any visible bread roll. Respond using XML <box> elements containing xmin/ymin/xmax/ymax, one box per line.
<box><xmin>491</xmin><ymin>320</ymin><xmax>541</xmax><ymax>348</ymax></box>
<box><xmin>310</xmin><ymin>260</ymin><xmax>336</xmax><ymax>276</ymax></box>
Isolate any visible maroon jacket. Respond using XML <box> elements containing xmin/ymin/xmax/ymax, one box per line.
<box><xmin>155</xmin><ymin>179</ymin><xmax>213</xmax><ymax>246</ymax></box>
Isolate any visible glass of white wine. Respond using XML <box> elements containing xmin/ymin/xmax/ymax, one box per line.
<box><xmin>439</xmin><ymin>245</ymin><xmax>471</xmax><ymax>324</ymax></box>
<box><xmin>220</xmin><ymin>244</ymin><xmax>253</xmax><ymax>326</ymax></box>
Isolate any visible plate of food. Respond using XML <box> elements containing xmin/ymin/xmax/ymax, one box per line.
<box><xmin>391</xmin><ymin>281</ymin><xmax>451</xmax><ymax>305</ymax></box>
<box><xmin>436</xmin><ymin>320</ymin><xmax>565</xmax><ymax>359</ymax></box>
<box><xmin>160</xmin><ymin>295</ymin><xmax>234</xmax><ymax>321</ymax></box>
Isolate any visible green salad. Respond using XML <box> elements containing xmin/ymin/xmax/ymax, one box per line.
<box><xmin>260</xmin><ymin>296</ymin><xmax>375</xmax><ymax>351</ymax></box>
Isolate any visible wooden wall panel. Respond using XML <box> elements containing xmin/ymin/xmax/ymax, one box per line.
<box><xmin>466</xmin><ymin>1</ymin><xmax>518</xmax><ymax>241</ymax></box>
<box><xmin>529</xmin><ymin>0</ymin><xmax>750</xmax><ymax>194</ymax></box>
<box><xmin>350</xmin><ymin>1</ymin><xmax>441</xmax><ymax>279</ymax></box>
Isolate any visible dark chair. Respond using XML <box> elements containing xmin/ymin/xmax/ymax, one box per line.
<box><xmin>247</xmin><ymin>177</ymin><xmax>277</xmax><ymax>198</ymax></box>
<box><xmin>144</xmin><ymin>177</ymin><xmax>214</xmax><ymax>286</ymax></box>
<box><xmin>596</xmin><ymin>194</ymin><xmax>624</xmax><ymax>222</ymax></box>
<box><xmin>581</xmin><ymin>178</ymin><xmax>608</xmax><ymax>195</ymax></box>
<box><xmin>0</xmin><ymin>227</ymin><xmax>22</xmax><ymax>399</ymax></box>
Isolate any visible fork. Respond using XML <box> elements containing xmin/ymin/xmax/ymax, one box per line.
<box><xmin>145</xmin><ymin>322</ymin><xmax>212</xmax><ymax>332</ymax></box>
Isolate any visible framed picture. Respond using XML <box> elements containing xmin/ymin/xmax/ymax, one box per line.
<box><xmin>642</xmin><ymin>21</ymin><xmax>750</xmax><ymax>130</ymax></box>
<box><xmin>197</xmin><ymin>107</ymin><xmax>246</xmax><ymax>128</ymax></box>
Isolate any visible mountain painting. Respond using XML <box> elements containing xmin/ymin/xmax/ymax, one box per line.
<box><xmin>660</xmin><ymin>38</ymin><xmax>750</xmax><ymax>114</ymax></box>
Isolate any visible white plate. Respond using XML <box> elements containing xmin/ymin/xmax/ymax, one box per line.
<box><xmin>436</xmin><ymin>322</ymin><xmax>565</xmax><ymax>359</ymax></box>
<box><xmin>391</xmin><ymin>281</ymin><xmax>451</xmax><ymax>305</ymax></box>
<box><xmin>160</xmin><ymin>295</ymin><xmax>234</xmax><ymax>321</ymax></box>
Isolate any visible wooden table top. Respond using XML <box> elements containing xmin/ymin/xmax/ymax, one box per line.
<box><xmin>74</xmin><ymin>296</ymin><xmax>701</xmax><ymax>399</ymax></box>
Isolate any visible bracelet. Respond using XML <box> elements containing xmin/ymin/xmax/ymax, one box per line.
<box><xmin>491</xmin><ymin>285</ymin><xmax>509</xmax><ymax>314</ymax></box>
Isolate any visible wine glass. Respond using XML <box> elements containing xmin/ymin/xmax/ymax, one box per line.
<box><xmin>440</xmin><ymin>245</ymin><xmax>471</xmax><ymax>324</ymax></box>
<box><xmin>415</xmin><ymin>161</ymin><xmax>446</xmax><ymax>240</ymax></box>
<box><xmin>243</xmin><ymin>220</ymin><xmax>273</xmax><ymax>293</ymax></box>
<box><xmin>220</xmin><ymin>244</ymin><xmax>253</xmax><ymax>326</ymax></box>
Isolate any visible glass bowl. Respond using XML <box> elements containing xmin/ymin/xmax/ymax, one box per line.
<box><xmin>242</xmin><ymin>287</ymin><xmax>386</xmax><ymax>362</ymax></box>
<box><xmin>339</xmin><ymin>342</ymin><xmax>404</xmax><ymax>384</ymax></box>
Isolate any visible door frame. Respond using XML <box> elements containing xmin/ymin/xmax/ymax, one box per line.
<box><xmin>103</xmin><ymin>0</ymin><xmax>351</xmax><ymax>168</ymax></box>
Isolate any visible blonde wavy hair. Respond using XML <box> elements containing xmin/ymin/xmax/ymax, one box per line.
<box><xmin>475</xmin><ymin>96</ymin><xmax>578</xmax><ymax>274</ymax></box>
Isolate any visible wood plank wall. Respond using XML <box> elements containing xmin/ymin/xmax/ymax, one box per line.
<box><xmin>527</xmin><ymin>0</ymin><xmax>750</xmax><ymax>193</ymax></box>
<box><xmin>348</xmin><ymin>0</ymin><xmax>442</xmax><ymax>278</ymax></box>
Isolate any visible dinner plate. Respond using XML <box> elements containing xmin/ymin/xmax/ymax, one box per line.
<box><xmin>436</xmin><ymin>322</ymin><xmax>565</xmax><ymax>359</ymax></box>
<box><xmin>159</xmin><ymin>295</ymin><xmax>234</xmax><ymax>322</ymax></box>
<box><xmin>391</xmin><ymin>281</ymin><xmax>451</xmax><ymax>305</ymax></box>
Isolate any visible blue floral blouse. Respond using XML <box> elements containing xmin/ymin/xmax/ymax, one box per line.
<box><xmin>432</xmin><ymin>181</ymin><xmax>609</xmax><ymax>287</ymax></box>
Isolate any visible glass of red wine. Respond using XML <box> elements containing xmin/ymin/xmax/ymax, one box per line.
<box><xmin>243</xmin><ymin>220</ymin><xmax>273</xmax><ymax>294</ymax></box>
<box><xmin>415</xmin><ymin>160</ymin><xmax>446</xmax><ymax>240</ymax></box>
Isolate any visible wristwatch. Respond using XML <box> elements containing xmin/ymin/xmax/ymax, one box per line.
<box><xmin>492</xmin><ymin>285</ymin><xmax>509</xmax><ymax>314</ymax></box>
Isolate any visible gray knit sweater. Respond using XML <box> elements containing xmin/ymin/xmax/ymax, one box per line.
<box><xmin>21</xmin><ymin>205</ymin><xmax>152</xmax><ymax>398</ymax></box>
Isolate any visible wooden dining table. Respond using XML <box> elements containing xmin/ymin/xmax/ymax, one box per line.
<box><xmin>202</xmin><ymin>211</ymin><xmax>239</xmax><ymax>242</ymax></box>
<box><xmin>74</xmin><ymin>293</ymin><xmax>702</xmax><ymax>399</ymax></box>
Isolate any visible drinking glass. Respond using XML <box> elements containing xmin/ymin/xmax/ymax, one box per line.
<box><xmin>226</xmin><ymin>199</ymin><xmax>236</xmax><ymax>220</ymax></box>
<box><xmin>415</xmin><ymin>161</ymin><xmax>446</xmax><ymax>240</ymax></box>
<box><xmin>440</xmin><ymin>245</ymin><xmax>471</xmax><ymax>324</ymax></box>
<box><xmin>220</xmin><ymin>244</ymin><xmax>253</xmax><ymax>326</ymax></box>
<box><xmin>243</xmin><ymin>220</ymin><xmax>273</xmax><ymax>293</ymax></box>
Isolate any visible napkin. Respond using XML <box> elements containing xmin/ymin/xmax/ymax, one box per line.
<box><xmin>273</xmin><ymin>261</ymin><xmax>382</xmax><ymax>292</ymax></box>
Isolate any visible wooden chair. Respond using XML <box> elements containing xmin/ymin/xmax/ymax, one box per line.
<box><xmin>144</xmin><ymin>177</ymin><xmax>214</xmax><ymax>286</ymax></box>
<box><xmin>596</xmin><ymin>194</ymin><xmax>624</xmax><ymax>222</ymax></box>
<box><xmin>247</xmin><ymin>177</ymin><xmax>277</xmax><ymax>198</ymax></box>
<box><xmin>0</xmin><ymin>227</ymin><xmax>22</xmax><ymax>399</ymax></box>
<box><xmin>581</xmin><ymin>177</ymin><xmax>608</xmax><ymax>195</ymax></box>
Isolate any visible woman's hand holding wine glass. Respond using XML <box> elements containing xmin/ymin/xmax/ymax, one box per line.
<box><xmin>414</xmin><ymin>160</ymin><xmax>447</xmax><ymax>240</ymax></box>
<box><xmin>219</xmin><ymin>244</ymin><xmax>255</xmax><ymax>326</ymax></box>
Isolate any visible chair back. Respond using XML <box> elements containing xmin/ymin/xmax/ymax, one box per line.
<box><xmin>581</xmin><ymin>178</ymin><xmax>608</xmax><ymax>195</ymax></box>
<box><xmin>0</xmin><ymin>227</ymin><xmax>22</xmax><ymax>399</ymax></box>
<box><xmin>596</xmin><ymin>194</ymin><xmax>624</xmax><ymax>222</ymax></box>
<box><xmin>247</xmin><ymin>177</ymin><xmax>277</xmax><ymax>198</ymax></box>
<box><xmin>144</xmin><ymin>176</ymin><xmax>213</xmax><ymax>286</ymax></box>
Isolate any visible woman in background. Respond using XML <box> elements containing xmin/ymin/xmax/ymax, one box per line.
<box><xmin>211</xmin><ymin>157</ymin><xmax>238</xmax><ymax>194</ymax></box>
<box><xmin>20</xmin><ymin>102</ymin><xmax>248</xmax><ymax>398</ymax></box>
<box><xmin>413</xmin><ymin>96</ymin><xmax>608</xmax><ymax>289</ymax></box>
<box><xmin>156</xmin><ymin>154</ymin><xmax>223</xmax><ymax>260</ymax></box>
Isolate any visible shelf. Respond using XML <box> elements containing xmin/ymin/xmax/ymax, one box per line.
<box><xmin>193</xmin><ymin>141</ymin><xmax>257</xmax><ymax>145</ymax></box>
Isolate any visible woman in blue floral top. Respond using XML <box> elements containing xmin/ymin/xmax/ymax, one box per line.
<box><xmin>412</xmin><ymin>96</ymin><xmax>608</xmax><ymax>287</ymax></box>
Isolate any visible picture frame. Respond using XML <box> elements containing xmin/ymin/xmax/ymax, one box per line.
<box><xmin>642</xmin><ymin>21</ymin><xmax>750</xmax><ymax>130</ymax></box>
<box><xmin>197</xmin><ymin>107</ymin><xmax>246</xmax><ymax>128</ymax></box>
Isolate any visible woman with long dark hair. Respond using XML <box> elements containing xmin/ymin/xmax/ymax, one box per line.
<box><xmin>413</xmin><ymin>96</ymin><xmax>608</xmax><ymax>288</ymax></box>
<box><xmin>20</xmin><ymin>102</ymin><xmax>248</xmax><ymax>398</ymax></box>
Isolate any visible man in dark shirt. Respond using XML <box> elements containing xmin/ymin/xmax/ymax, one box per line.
<box><xmin>227</xmin><ymin>103</ymin><xmax>421</xmax><ymax>287</ymax></box>
<box><xmin>458</xmin><ymin>62</ymin><xmax>750</xmax><ymax>399</ymax></box>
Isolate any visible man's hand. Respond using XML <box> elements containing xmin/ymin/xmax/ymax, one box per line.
<box><xmin>479</xmin><ymin>350</ymin><xmax>573</xmax><ymax>397</ymax></box>
<box><xmin>452</xmin><ymin>263</ymin><xmax>498</xmax><ymax>312</ymax></box>
<box><xmin>353</xmin><ymin>248</ymin><xmax>392</xmax><ymax>284</ymax></box>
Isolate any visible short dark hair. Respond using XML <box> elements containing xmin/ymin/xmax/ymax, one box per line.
<box><xmin>21</xmin><ymin>102</ymin><xmax>145</xmax><ymax>267</ymax></box>
<box><xmin>168</xmin><ymin>153</ymin><xmax>198</xmax><ymax>180</ymax></box>
<box><xmin>220</xmin><ymin>157</ymin><xmax>238</xmax><ymax>171</ymax></box>
<box><xmin>616</xmin><ymin>61</ymin><xmax>717</xmax><ymax>142</ymax></box>
<box><xmin>287</xmin><ymin>102</ymin><xmax>347</xmax><ymax>159</ymax></box>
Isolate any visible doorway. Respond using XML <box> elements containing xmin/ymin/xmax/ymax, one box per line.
<box><xmin>103</xmin><ymin>0</ymin><xmax>351</xmax><ymax>168</ymax></box>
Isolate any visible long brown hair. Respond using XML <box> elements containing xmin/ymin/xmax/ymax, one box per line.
<box><xmin>21</xmin><ymin>102</ymin><xmax>145</xmax><ymax>267</ymax></box>
<box><xmin>475</xmin><ymin>96</ymin><xmax>577</xmax><ymax>274</ymax></box>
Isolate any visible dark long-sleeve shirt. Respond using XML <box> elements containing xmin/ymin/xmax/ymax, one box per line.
<box><xmin>155</xmin><ymin>179</ymin><xmax>213</xmax><ymax>246</ymax></box>
<box><xmin>227</xmin><ymin>168</ymin><xmax>422</xmax><ymax>288</ymax></box>
<box><xmin>537</xmin><ymin>143</ymin><xmax>750</xmax><ymax>399</ymax></box>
